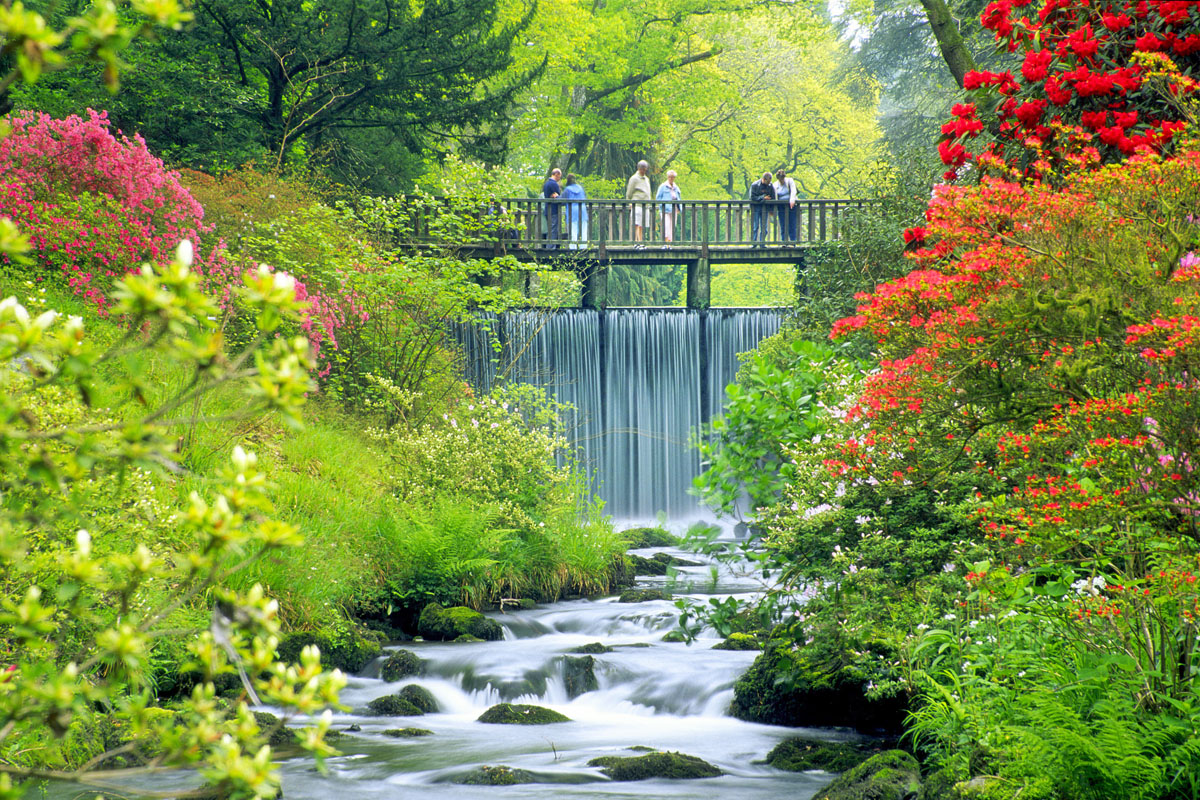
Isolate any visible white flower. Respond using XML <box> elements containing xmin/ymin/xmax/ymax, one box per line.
<box><xmin>176</xmin><ymin>239</ymin><xmax>194</xmax><ymax>267</ymax></box>
<box><xmin>75</xmin><ymin>529</ymin><xmax>92</xmax><ymax>556</ymax></box>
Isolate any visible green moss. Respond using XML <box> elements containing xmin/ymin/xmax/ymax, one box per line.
<box><xmin>622</xmin><ymin>527</ymin><xmax>680</xmax><ymax>548</ymax></box>
<box><xmin>277</xmin><ymin>628</ymin><xmax>382</xmax><ymax>674</ymax></box>
<box><xmin>618</xmin><ymin>588</ymin><xmax>668</xmax><ymax>603</ymax></box>
<box><xmin>476</xmin><ymin>703</ymin><xmax>571</xmax><ymax>725</ymax></box>
<box><xmin>629</xmin><ymin>552</ymin><xmax>703</xmax><ymax>576</ymax></box>
<box><xmin>587</xmin><ymin>751</ymin><xmax>723</xmax><ymax>780</ymax></box>
<box><xmin>452</xmin><ymin>765</ymin><xmax>538</xmax><ymax>785</ymax></box>
<box><xmin>713</xmin><ymin>632</ymin><xmax>762</xmax><ymax>651</ymax></box>
<box><xmin>417</xmin><ymin>603</ymin><xmax>503</xmax><ymax>641</ymax></box>
<box><xmin>661</xmin><ymin>630</ymin><xmax>687</xmax><ymax>643</ymax></box>
<box><xmin>813</xmin><ymin>751</ymin><xmax>921</xmax><ymax>800</ymax></box>
<box><xmin>366</xmin><ymin>694</ymin><xmax>424</xmax><ymax>716</ymax></box>
<box><xmin>252</xmin><ymin>712</ymin><xmax>297</xmax><ymax>747</ymax></box>
<box><xmin>397</xmin><ymin>684</ymin><xmax>438</xmax><ymax>713</ymax></box>
<box><xmin>628</xmin><ymin>745</ymin><xmax>657</xmax><ymax>752</ymax></box>
<box><xmin>380</xmin><ymin>649</ymin><xmax>424</xmax><ymax>682</ymax></box>
<box><xmin>730</xmin><ymin>640</ymin><xmax>907</xmax><ymax>733</ymax></box>
<box><xmin>567</xmin><ymin>642</ymin><xmax>613</xmax><ymax>654</ymax></box>
<box><xmin>562</xmin><ymin>655</ymin><xmax>598</xmax><ymax>698</ymax></box>
<box><xmin>382</xmin><ymin>728</ymin><xmax>433</xmax><ymax>737</ymax></box>
<box><xmin>454</xmin><ymin>634</ymin><xmax>485</xmax><ymax>643</ymax></box>
<box><xmin>767</xmin><ymin>738</ymin><xmax>899</xmax><ymax>773</ymax></box>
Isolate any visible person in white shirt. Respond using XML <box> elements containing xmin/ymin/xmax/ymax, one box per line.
<box><xmin>773</xmin><ymin>169</ymin><xmax>799</xmax><ymax>244</ymax></box>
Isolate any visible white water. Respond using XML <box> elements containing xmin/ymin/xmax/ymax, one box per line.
<box><xmin>269</xmin><ymin>545</ymin><xmax>844</xmax><ymax>799</ymax></box>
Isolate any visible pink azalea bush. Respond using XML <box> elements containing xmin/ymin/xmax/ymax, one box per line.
<box><xmin>0</xmin><ymin>109</ymin><xmax>347</xmax><ymax>370</ymax></box>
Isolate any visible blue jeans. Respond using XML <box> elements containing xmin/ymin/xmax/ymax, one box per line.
<box><xmin>778</xmin><ymin>203</ymin><xmax>797</xmax><ymax>241</ymax></box>
<box><xmin>751</xmin><ymin>204</ymin><xmax>770</xmax><ymax>242</ymax></box>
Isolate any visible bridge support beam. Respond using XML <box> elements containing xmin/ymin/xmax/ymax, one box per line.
<box><xmin>581</xmin><ymin>263</ymin><xmax>608</xmax><ymax>309</ymax></box>
<box><xmin>686</xmin><ymin>258</ymin><xmax>710</xmax><ymax>310</ymax></box>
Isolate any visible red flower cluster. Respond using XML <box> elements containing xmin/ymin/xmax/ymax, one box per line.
<box><xmin>939</xmin><ymin>0</ymin><xmax>1200</xmax><ymax>180</ymax></box>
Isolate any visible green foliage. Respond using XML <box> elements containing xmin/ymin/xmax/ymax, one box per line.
<box><xmin>695</xmin><ymin>332</ymin><xmax>849</xmax><ymax>517</ymax></box>
<box><xmin>0</xmin><ymin>253</ymin><xmax>344</xmax><ymax>797</ymax></box>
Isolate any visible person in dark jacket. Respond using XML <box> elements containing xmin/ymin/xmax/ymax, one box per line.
<box><xmin>749</xmin><ymin>172</ymin><xmax>775</xmax><ymax>245</ymax></box>
<box><xmin>542</xmin><ymin>167</ymin><xmax>562</xmax><ymax>249</ymax></box>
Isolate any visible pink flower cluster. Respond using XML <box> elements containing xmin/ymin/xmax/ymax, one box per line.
<box><xmin>0</xmin><ymin>109</ymin><xmax>356</xmax><ymax>379</ymax></box>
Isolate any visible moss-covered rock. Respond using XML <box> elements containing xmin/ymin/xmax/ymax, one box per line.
<box><xmin>252</xmin><ymin>712</ymin><xmax>297</xmax><ymax>747</ymax></box>
<box><xmin>476</xmin><ymin>703</ymin><xmax>571</xmax><ymax>724</ymax></box>
<box><xmin>417</xmin><ymin>604</ymin><xmax>503</xmax><ymax>641</ymax></box>
<box><xmin>629</xmin><ymin>552</ymin><xmax>703</xmax><ymax>576</ymax></box>
<box><xmin>568</xmin><ymin>642</ymin><xmax>614</xmax><ymax>654</ymax></box>
<box><xmin>382</xmin><ymin>728</ymin><xmax>433</xmax><ymax>737</ymax></box>
<box><xmin>397</xmin><ymin>684</ymin><xmax>438</xmax><ymax>713</ymax></box>
<box><xmin>562</xmin><ymin>655</ymin><xmax>598</xmax><ymax>698</ymax></box>
<box><xmin>618</xmin><ymin>588</ymin><xmax>668</xmax><ymax>603</ymax></box>
<box><xmin>813</xmin><ymin>750</ymin><xmax>921</xmax><ymax>800</ymax></box>
<box><xmin>454</xmin><ymin>634</ymin><xmax>485</xmax><ymax>643</ymax></box>
<box><xmin>661</xmin><ymin>630</ymin><xmax>687</xmax><ymax>643</ymax></box>
<box><xmin>622</xmin><ymin>527</ymin><xmax>681</xmax><ymax>548</ymax></box>
<box><xmin>366</xmin><ymin>694</ymin><xmax>424</xmax><ymax>716</ymax></box>
<box><xmin>380</xmin><ymin>649</ymin><xmax>424</xmax><ymax>682</ymax></box>
<box><xmin>588</xmin><ymin>751</ymin><xmax>723</xmax><ymax>780</ymax></box>
<box><xmin>277</xmin><ymin>628</ymin><xmax>382</xmax><ymax>674</ymax></box>
<box><xmin>766</xmin><ymin>738</ymin><xmax>899</xmax><ymax>773</ymax></box>
<box><xmin>713</xmin><ymin>633</ymin><xmax>762</xmax><ymax>651</ymax></box>
<box><xmin>730</xmin><ymin>640</ymin><xmax>907</xmax><ymax>733</ymax></box>
<box><xmin>452</xmin><ymin>765</ymin><xmax>538</xmax><ymax>785</ymax></box>
<box><xmin>609</xmin><ymin>554</ymin><xmax>635</xmax><ymax>588</ymax></box>
<box><xmin>499</xmin><ymin>598</ymin><xmax>538</xmax><ymax>610</ymax></box>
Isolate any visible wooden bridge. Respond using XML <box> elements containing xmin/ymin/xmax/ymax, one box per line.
<box><xmin>399</xmin><ymin>197</ymin><xmax>879</xmax><ymax>308</ymax></box>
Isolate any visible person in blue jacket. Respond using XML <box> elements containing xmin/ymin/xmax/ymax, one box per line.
<box><xmin>562</xmin><ymin>174</ymin><xmax>589</xmax><ymax>249</ymax></box>
<box><xmin>656</xmin><ymin>170</ymin><xmax>682</xmax><ymax>246</ymax></box>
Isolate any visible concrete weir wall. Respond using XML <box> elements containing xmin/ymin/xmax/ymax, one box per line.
<box><xmin>452</xmin><ymin>308</ymin><xmax>782</xmax><ymax>518</ymax></box>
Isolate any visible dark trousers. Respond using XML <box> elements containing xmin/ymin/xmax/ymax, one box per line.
<box><xmin>544</xmin><ymin>205</ymin><xmax>561</xmax><ymax>249</ymax></box>
<box><xmin>778</xmin><ymin>203</ymin><xmax>798</xmax><ymax>241</ymax></box>
<box><xmin>751</xmin><ymin>204</ymin><xmax>769</xmax><ymax>241</ymax></box>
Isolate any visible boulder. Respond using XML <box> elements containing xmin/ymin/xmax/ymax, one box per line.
<box><xmin>252</xmin><ymin>711</ymin><xmax>296</xmax><ymax>747</ymax></box>
<box><xmin>661</xmin><ymin>630</ymin><xmax>687</xmax><ymax>643</ymax></box>
<box><xmin>629</xmin><ymin>552</ymin><xmax>703</xmax><ymax>576</ymax></box>
<box><xmin>397</xmin><ymin>684</ymin><xmax>438</xmax><ymax>713</ymax></box>
<box><xmin>276</xmin><ymin>628</ymin><xmax>382</xmax><ymax>674</ymax></box>
<box><xmin>562</xmin><ymin>655</ymin><xmax>598</xmax><ymax>699</ymax></box>
<box><xmin>476</xmin><ymin>703</ymin><xmax>570</xmax><ymax>725</ymax></box>
<box><xmin>587</xmin><ymin>751</ymin><xmax>723</xmax><ymax>780</ymax></box>
<box><xmin>730</xmin><ymin>640</ymin><xmax>907</xmax><ymax>734</ymax></box>
<box><xmin>454</xmin><ymin>634</ymin><xmax>485</xmax><ymax>643</ymax></box>
<box><xmin>622</xmin><ymin>526</ymin><xmax>681</xmax><ymax>548</ymax></box>
<box><xmin>382</xmin><ymin>728</ymin><xmax>433</xmax><ymax>737</ymax></box>
<box><xmin>452</xmin><ymin>766</ymin><xmax>538</xmax><ymax>785</ymax></box>
<box><xmin>380</xmin><ymin>650</ymin><xmax>424</xmax><ymax>682</ymax></box>
<box><xmin>712</xmin><ymin>633</ymin><xmax>762</xmax><ymax>651</ymax></box>
<box><xmin>417</xmin><ymin>604</ymin><xmax>503</xmax><ymax>641</ymax></box>
<box><xmin>567</xmin><ymin>642</ymin><xmax>613</xmax><ymax>654</ymax></box>
<box><xmin>366</xmin><ymin>694</ymin><xmax>423</xmax><ymax>716</ymax></box>
<box><xmin>618</xmin><ymin>588</ymin><xmax>668</xmax><ymax>603</ymax></box>
<box><xmin>813</xmin><ymin>750</ymin><xmax>921</xmax><ymax>800</ymax></box>
<box><xmin>766</xmin><ymin>737</ymin><xmax>898</xmax><ymax>773</ymax></box>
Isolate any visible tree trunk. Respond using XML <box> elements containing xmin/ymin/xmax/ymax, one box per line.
<box><xmin>918</xmin><ymin>0</ymin><xmax>976</xmax><ymax>88</ymax></box>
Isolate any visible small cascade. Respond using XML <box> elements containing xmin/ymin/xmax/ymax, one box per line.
<box><xmin>254</xmin><ymin>545</ymin><xmax>840</xmax><ymax>800</ymax></box>
<box><xmin>453</xmin><ymin>308</ymin><xmax>782</xmax><ymax>518</ymax></box>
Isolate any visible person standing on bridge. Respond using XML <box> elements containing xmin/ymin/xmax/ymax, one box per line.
<box><xmin>562</xmin><ymin>174</ymin><xmax>589</xmax><ymax>249</ymax></box>
<box><xmin>749</xmin><ymin>172</ymin><xmax>775</xmax><ymax>246</ymax></box>
<box><xmin>543</xmin><ymin>167</ymin><xmax>563</xmax><ymax>250</ymax></box>
<box><xmin>656</xmin><ymin>170</ymin><xmax>682</xmax><ymax>247</ymax></box>
<box><xmin>625</xmin><ymin>160</ymin><xmax>652</xmax><ymax>248</ymax></box>
<box><xmin>773</xmin><ymin>169</ymin><xmax>798</xmax><ymax>244</ymax></box>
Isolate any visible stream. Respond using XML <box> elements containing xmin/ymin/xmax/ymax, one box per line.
<box><xmin>271</xmin><ymin>540</ymin><xmax>844</xmax><ymax>799</ymax></box>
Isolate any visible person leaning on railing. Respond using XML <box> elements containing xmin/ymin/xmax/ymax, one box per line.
<box><xmin>749</xmin><ymin>172</ymin><xmax>775</xmax><ymax>246</ymax></box>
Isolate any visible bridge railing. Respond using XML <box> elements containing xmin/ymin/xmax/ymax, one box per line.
<box><xmin>402</xmin><ymin>198</ymin><xmax>880</xmax><ymax>249</ymax></box>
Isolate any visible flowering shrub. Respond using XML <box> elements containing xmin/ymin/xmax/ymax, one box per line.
<box><xmin>938</xmin><ymin>0</ymin><xmax>1200</xmax><ymax>180</ymax></box>
<box><xmin>0</xmin><ymin>110</ymin><xmax>236</xmax><ymax>307</ymax></box>
<box><xmin>826</xmin><ymin>146</ymin><xmax>1200</xmax><ymax>790</ymax></box>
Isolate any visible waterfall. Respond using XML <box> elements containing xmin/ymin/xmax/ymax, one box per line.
<box><xmin>453</xmin><ymin>308</ymin><xmax>782</xmax><ymax>520</ymax></box>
